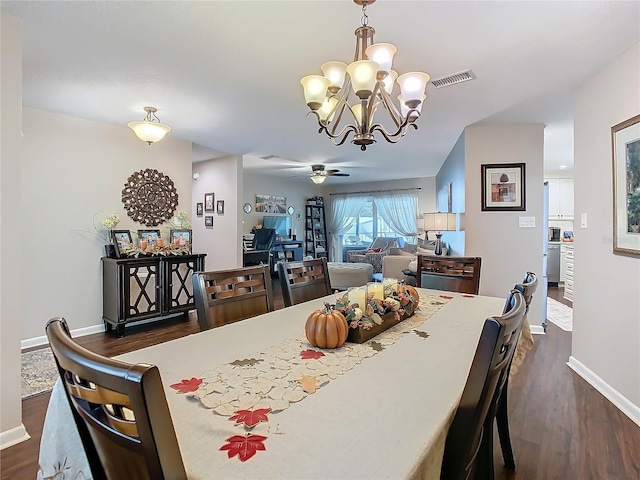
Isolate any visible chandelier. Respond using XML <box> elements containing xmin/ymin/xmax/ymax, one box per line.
<box><xmin>300</xmin><ymin>0</ymin><xmax>430</xmax><ymax>151</ymax></box>
<box><xmin>128</xmin><ymin>106</ymin><xmax>171</xmax><ymax>145</ymax></box>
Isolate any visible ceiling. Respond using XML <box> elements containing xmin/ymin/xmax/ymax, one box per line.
<box><xmin>3</xmin><ymin>1</ymin><xmax>639</xmax><ymax>184</ymax></box>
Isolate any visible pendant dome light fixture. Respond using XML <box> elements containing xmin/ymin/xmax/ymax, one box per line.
<box><xmin>127</xmin><ymin>106</ymin><xmax>171</xmax><ymax>145</ymax></box>
<box><xmin>300</xmin><ymin>0</ymin><xmax>430</xmax><ymax>151</ymax></box>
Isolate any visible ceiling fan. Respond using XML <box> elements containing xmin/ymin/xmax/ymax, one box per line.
<box><xmin>310</xmin><ymin>164</ymin><xmax>349</xmax><ymax>184</ymax></box>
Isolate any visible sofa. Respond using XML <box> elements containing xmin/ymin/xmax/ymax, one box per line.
<box><xmin>382</xmin><ymin>243</ymin><xmax>446</xmax><ymax>284</ymax></box>
<box><xmin>347</xmin><ymin>237</ymin><xmax>400</xmax><ymax>274</ymax></box>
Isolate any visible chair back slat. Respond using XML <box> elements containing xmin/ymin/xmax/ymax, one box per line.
<box><xmin>46</xmin><ymin>318</ymin><xmax>186</xmax><ymax>480</ymax></box>
<box><xmin>441</xmin><ymin>290</ymin><xmax>526</xmax><ymax>480</ymax></box>
<box><xmin>416</xmin><ymin>255</ymin><xmax>482</xmax><ymax>294</ymax></box>
<box><xmin>278</xmin><ymin>258</ymin><xmax>332</xmax><ymax>307</ymax></box>
<box><xmin>193</xmin><ymin>264</ymin><xmax>274</xmax><ymax>330</ymax></box>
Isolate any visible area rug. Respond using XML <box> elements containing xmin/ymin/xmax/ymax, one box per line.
<box><xmin>547</xmin><ymin>297</ymin><xmax>573</xmax><ymax>332</ymax></box>
<box><xmin>22</xmin><ymin>347</ymin><xmax>59</xmax><ymax>399</ymax></box>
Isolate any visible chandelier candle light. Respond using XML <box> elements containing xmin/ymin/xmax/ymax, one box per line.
<box><xmin>300</xmin><ymin>0</ymin><xmax>430</xmax><ymax>150</ymax></box>
<box><xmin>128</xmin><ymin>106</ymin><xmax>172</xmax><ymax>145</ymax></box>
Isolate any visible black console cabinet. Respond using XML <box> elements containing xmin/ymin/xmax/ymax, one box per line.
<box><xmin>102</xmin><ymin>254</ymin><xmax>206</xmax><ymax>337</ymax></box>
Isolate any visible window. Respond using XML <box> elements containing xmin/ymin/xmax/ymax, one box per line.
<box><xmin>342</xmin><ymin>199</ymin><xmax>414</xmax><ymax>246</ymax></box>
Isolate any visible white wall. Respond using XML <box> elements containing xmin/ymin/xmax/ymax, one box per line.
<box><xmin>573</xmin><ymin>42</ymin><xmax>640</xmax><ymax>414</ymax></box>
<box><xmin>436</xmin><ymin>132</ymin><xmax>466</xmax><ymax>255</ymax></box>
<box><xmin>242</xmin><ymin>171</ymin><xmax>310</xmax><ymax>238</ymax></box>
<box><xmin>191</xmin><ymin>155</ymin><xmax>243</xmax><ymax>270</ymax></box>
<box><xmin>464</xmin><ymin>124</ymin><xmax>545</xmax><ymax>327</ymax></box>
<box><xmin>20</xmin><ymin>108</ymin><xmax>193</xmax><ymax>342</ymax></box>
<box><xmin>0</xmin><ymin>12</ymin><xmax>28</xmax><ymax>449</ymax></box>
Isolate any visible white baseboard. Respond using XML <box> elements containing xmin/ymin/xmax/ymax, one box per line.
<box><xmin>0</xmin><ymin>424</ymin><xmax>30</xmax><ymax>450</ymax></box>
<box><xmin>530</xmin><ymin>324</ymin><xmax>545</xmax><ymax>335</ymax></box>
<box><xmin>21</xmin><ymin>323</ymin><xmax>105</xmax><ymax>350</ymax></box>
<box><xmin>567</xmin><ymin>356</ymin><xmax>640</xmax><ymax>427</ymax></box>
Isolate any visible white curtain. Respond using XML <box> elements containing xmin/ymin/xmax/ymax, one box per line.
<box><xmin>327</xmin><ymin>194</ymin><xmax>369</xmax><ymax>262</ymax></box>
<box><xmin>372</xmin><ymin>191</ymin><xmax>418</xmax><ymax>240</ymax></box>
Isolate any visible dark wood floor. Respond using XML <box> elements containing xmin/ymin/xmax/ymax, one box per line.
<box><xmin>2</xmin><ymin>285</ymin><xmax>639</xmax><ymax>479</ymax></box>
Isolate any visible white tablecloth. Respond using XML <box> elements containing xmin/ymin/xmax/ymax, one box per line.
<box><xmin>37</xmin><ymin>289</ymin><xmax>506</xmax><ymax>480</ymax></box>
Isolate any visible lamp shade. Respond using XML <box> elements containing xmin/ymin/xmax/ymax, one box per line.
<box><xmin>382</xmin><ymin>70</ymin><xmax>398</xmax><ymax>94</ymax></box>
<box><xmin>365</xmin><ymin>43</ymin><xmax>397</xmax><ymax>73</ymax></box>
<box><xmin>301</xmin><ymin>75</ymin><xmax>330</xmax><ymax>111</ymax></box>
<box><xmin>317</xmin><ymin>97</ymin><xmax>338</xmax><ymax>124</ymax></box>
<box><xmin>346</xmin><ymin>60</ymin><xmax>380</xmax><ymax>99</ymax></box>
<box><xmin>127</xmin><ymin>121</ymin><xmax>171</xmax><ymax>145</ymax></box>
<box><xmin>423</xmin><ymin>212</ymin><xmax>456</xmax><ymax>231</ymax></box>
<box><xmin>321</xmin><ymin>61</ymin><xmax>347</xmax><ymax>92</ymax></box>
<box><xmin>397</xmin><ymin>72</ymin><xmax>431</xmax><ymax>106</ymax></box>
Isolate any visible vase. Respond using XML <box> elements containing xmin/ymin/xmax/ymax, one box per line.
<box><xmin>104</xmin><ymin>244</ymin><xmax>116</xmax><ymax>258</ymax></box>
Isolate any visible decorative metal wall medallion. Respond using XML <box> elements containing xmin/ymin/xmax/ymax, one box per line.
<box><xmin>121</xmin><ymin>168</ymin><xmax>179</xmax><ymax>226</ymax></box>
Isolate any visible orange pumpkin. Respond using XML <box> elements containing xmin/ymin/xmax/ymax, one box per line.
<box><xmin>398</xmin><ymin>284</ymin><xmax>419</xmax><ymax>301</ymax></box>
<box><xmin>305</xmin><ymin>303</ymin><xmax>348</xmax><ymax>349</ymax></box>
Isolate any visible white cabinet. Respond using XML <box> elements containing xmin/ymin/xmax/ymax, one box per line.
<box><xmin>546</xmin><ymin>178</ymin><xmax>574</xmax><ymax>219</ymax></box>
<box><xmin>562</xmin><ymin>244</ymin><xmax>574</xmax><ymax>303</ymax></box>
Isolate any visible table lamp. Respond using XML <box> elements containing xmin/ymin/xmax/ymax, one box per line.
<box><xmin>423</xmin><ymin>212</ymin><xmax>457</xmax><ymax>255</ymax></box>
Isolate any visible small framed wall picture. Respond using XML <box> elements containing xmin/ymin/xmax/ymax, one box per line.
<box><xmin>196</xmin><ymin>202</ymin><xmax>203</xmax><ymax>216</ymax></box>
<box><xmin>481</xmin><ymin>163</ymin><xmax>526</xmax><ymax>211</ymax></box>
<box><xmin>204</xmin><ymin>192</ymin><xmax>215</xmax><ymax>212</ymax></box>
<box><xmin>216</xmin><ymin>200</ymin><xmax>225</xmax><ymax>215</ymax></box>
<box><xmin>205</xmin><ymin>216</ymin><xmax>214</xmax><ymax>227</ymax></box>
<box><xmin>170</xmin><ymin>229</ymin><xmax>192</xmax><ymax>251</ymax></box>
<box><xmin>111</xmin><ymin>230</ymin><xmax>133</xmax><ymax>258</ymax></box>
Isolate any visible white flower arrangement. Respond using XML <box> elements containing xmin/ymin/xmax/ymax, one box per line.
<box><xmin>102</xmin><ymin>214</ymin><xmax>120</xmax><ymax>230</ymax></box>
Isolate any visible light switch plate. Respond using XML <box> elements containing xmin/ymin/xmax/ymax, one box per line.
<box><xmin>519</xmin><ymin>216</ymin><xmax>536</xmax><ymax>228</ymax></box>
<box><xmin>580</xmin><ymin>213</ymin><xmax>587</xmax><ymax>228</ymax></box>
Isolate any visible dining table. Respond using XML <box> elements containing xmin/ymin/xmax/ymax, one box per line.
<box><xmin>37</xmin><ymin>288</ymin><xmax>514</xmax><ymax>480</ymax></box>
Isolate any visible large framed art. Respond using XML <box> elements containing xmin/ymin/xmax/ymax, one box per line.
<box><xmin>481</xmin><ymin>163</ymin><xmax>526</xmax><ymax>211</ymax></box>
<box><xmin>612</xmin><ymin>114</ymin><xmax>640</xmax><ymax>257</ymax></box>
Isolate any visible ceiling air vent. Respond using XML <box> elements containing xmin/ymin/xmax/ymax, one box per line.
<box><xmin>260</xmin><ymin>155</ymin><xmax>280</xmax><ymax>160</ymax></box>
<box><xmin>430</xmin><ymin>69</ymin><xmax>476</xmax><ymax>89</ymax></box>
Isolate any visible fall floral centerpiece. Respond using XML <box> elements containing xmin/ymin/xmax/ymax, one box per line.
<box><xmin>333</xmin><ymin>282</ymin><xmax>420</xmax><ymax>343</ymax></box>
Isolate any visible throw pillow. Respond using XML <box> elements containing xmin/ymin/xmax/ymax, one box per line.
<box><xmin>408</xmin><ymin>259</ymin><xmax>417</xmax><ymax>272</ymax></box>
<box><xmin>366</xmin><ymin>247</ymin><xmax>382</xmax><ymax>253</ymax></box>
<box><xmin>417</xmin><ymin>246</ymin><xmax>435</xmax><ymax>254</ymax></box>
<box><xmin>397</xmin><ymin>250</ymin><xmax>415</xmax><ymax>257</ymax></box>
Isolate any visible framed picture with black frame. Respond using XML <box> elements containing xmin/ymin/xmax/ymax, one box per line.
<box><xmin>204</xmin><ymin>192</ymin><xmax>215</xmax><ymax>212</ymax></box>
<box><xmin>111</xmin><ymin>230</ymin><xmax>133</xmax><ymax>258</ymax></box>
<box><xmin>137</xmin><ymin>229</ymin><xmax>161</xmax><ymax>246</ymax></box>
<box><xmin>217</xmin><ymin>200</ymin><xmax>225</xmax><ymax>215</ymax></box>
<box><xmin>170</xmin><ymin>229</ymin><xmax>192</xmax><ymax>251</ymax></box>
<box><xmin>481</xmin><ymin>163</ymin><xmax>526</xmax><ymax>211</ymax></box>
<box><xmin>196</xmin><ymin>202</ymin><xmax>203</xmax><ymax>216</ymax></box>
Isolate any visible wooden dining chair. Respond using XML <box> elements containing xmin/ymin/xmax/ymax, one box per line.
<box><xmin>278</xmin><ymin>257</ymin><xmax>332</xmax><ymax>307</ymax></box>
<box><xmin>192</xmin><ymin>264</ymin><xmax>274</xmax><ymax>331</ymax></box>
<box><xmin>495</xmin><ymin>271</ymin><xmax>539</xmax><ymax>470</ymax></box>
<box><xmin>440</xmin><ymin>290</ymin><xmax>526</xmax><ymax>480</ymax></box>
<box><xmin>45</xmin><ymin>318</ymin><xmax>186</xmax><ymax>480</ymax></box>
<box><xmin>416</xmin><ymin>255</ymin><xmax>482</xmax><ymax>294</ymax></box>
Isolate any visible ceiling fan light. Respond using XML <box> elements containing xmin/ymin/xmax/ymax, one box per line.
<box><xmin>311</xmin><ymin>175</ymin><xmax>327</xmax><ymax>185</ymax></box>
<box><xmin>300</xmin><ymin>75</ymin><xmax>330</xmax><ymax>111</ymax></box>
<box><xmin>321</xmin><ymin>61</ymin><xmax>347</xmax><ymax>93</ymax></box>
<box><xmin>365</xmin><ymin>43</ymin><xmax>397</xmax><ymax>73</ymax></box>
<box><xmin>346</xmin><ymin>60</ymin><xmax>380</xmax><ymax>99</ymax></box>
<box><xmin>397</xmin><ymin>72</ymin><xmax>431</xmax><ymax>106</ymax></box>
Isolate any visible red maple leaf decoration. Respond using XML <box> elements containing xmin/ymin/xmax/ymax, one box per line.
<box><xmin>300</xmin><ymin>349</ymin><xmax>325</xmax><ymax>360</ymax></box>
<box><xmin>229</xmin><ymin>408</ymin><xmax>271</xmax><ymax>428</ymax></box>
<box><xmin>169</xmin><ymin>377</ymin><xmax>202</xmax><ymax>393</ymax></box>
<box><xmin>440</xmin><ymin>295</ymin><xmax>454</xmax><ymax>300</ymax></box>
<box><xmin>462</xmin><ymin>295</ymin><xmax>475</xmax><ymax>298</ymax></box>
<box><xmin>220</xmin><ymin>434</ymin><xmax>267</xmax><ymax>462</ymax></box>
